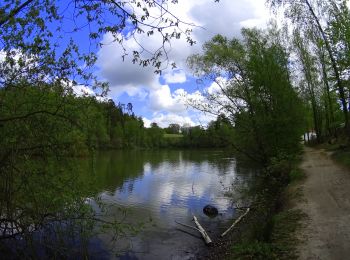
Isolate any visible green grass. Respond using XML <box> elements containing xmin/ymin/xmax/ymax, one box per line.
<box><xmin>163</xmin><ymin>133</ymin><xmax>183</xmax><ymax>138</ymax></box>
<box><xmin>229</xmin><ymin>163</ymin><xmax>306</xmax><ymax>260</ymax></box>
<box><xmin>231</xmin><ymin>209</ymin><xmax>305</xmax><ymax>260</ymax></box>
<box><xmin>269</xmin><ymin>209</ymin><xmax>306</xmax><ymax>259</ymax></box>
<box><xmin>289</xmin><ymin>168</ymin><xmax>305</xmax><ymax>183</ymax></box>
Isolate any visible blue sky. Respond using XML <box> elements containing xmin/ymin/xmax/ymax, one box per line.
<box><xmin>72</xmin><ymin>0</ymin><xmax>270</xmax><ymax>127</ymax></box>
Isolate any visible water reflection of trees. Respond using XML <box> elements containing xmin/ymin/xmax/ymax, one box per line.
<box><xmin>85</xmin><ymin>150</ymin><xmax>255</xmax><ymax>196</ymax></box>
<box><xmin>0</xmin><ymin>104</ymin><xmax>124</xmax><ymax>257</ymax></box>
<box><xmin>0</xmin><ymin>148</ymin><xmax>260</xmax><ymax>258</ymax></box>
<box><xmin>1</xmin><ymin>158</ymin><xmax>90</xmax><ymax>257</ymax></box>
<box><xmin>0</xmin><ymin>155</ymin><xmax>136</xmax><ymax>258</ymax></box>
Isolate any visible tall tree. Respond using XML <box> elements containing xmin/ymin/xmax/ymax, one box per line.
<box><xmin>188</xmin><ymin>27</ymin><xmax>305</xmax><ymax>165</ymax></box>
<box><xmin>293</xmin><ymin>29</ymin><xmax>323</xmax><ymax>142</ymax></box>
<box><xmin>268</xmin><ymin>0</ymin><xmax>350</xmax><ymax>136</ymax></box>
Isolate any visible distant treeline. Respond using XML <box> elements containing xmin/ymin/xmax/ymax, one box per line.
<box><xmin>0</xmin><ymin>83</ymin><xmax>234</xmax><ymax>159</ymax></box>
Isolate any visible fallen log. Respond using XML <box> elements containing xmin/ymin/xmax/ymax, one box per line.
<box><xmin>193</xmin><ymin>215</ymin><xmax>213</xmax><ymax>245</ymax></box>
<box><xmin>221</xmin><ymin>207</ymin><xmax>250</xmax><ymax>237</ymax></box>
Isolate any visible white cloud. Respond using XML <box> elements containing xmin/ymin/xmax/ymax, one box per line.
<box><xmin>96</xmin><ymin>33</ymin><xmax>158</xmax><ymax>96</ymax></box>
<box><xmin>142</xmin><ymin>117</ymin><xmax>152</xmax><ymax>128</ymax></box>
<box><xmin>163</xmin><ymin>70</ymin><xmax>187</xmax><ymax>84</ymax></box>
<box><xmin>143</xmin><ymin>84</ymin><xmax>217</xmax><ymax>128</ymax></box>
<box><xmin>207</xmin><ymin>80</ymin><xmax>222</xmax><ymax>95</ymax></box>
<box><xmin>72</xmin><ymin>84</ymin><xmax>95</xmax><ymax>96</ymax></box>
<box><xmin>196</xmin><ymin>112</ymin><xmax>217</xmax><ymax>126</ymax></box>
<box><xmin>96</xmin><ymin>0</ymin><xmax>269</xmax><ymax>94</ymax></box>
<box><xmin>142</xmin><ymin>108</ymin><xmax>217</xmax><ymax>128</ymax></box>
<box><xmin>148</xmin><ymin>85</ymin><xmax>187</xmax><ymax>113</ymax></box>
<box><xmin>98</xmin><ymin>0</ymin><xmax>270</xmax><ymax>76</ymax></box>
<box><xmin>144</xmin><ymin>113</ymin><xmax>195</xmax><ymax>128</ymax></box>
<box><xmin>96</xmin><ymin>0</ymin><xmax>270</xmax><ymax>125</ymax></box>
<box><xmin>71</xmin><ymin>84</ymin><xmax>110</xmax><ymax>102</ymax></box>
<box><xmin>190</xmin><ymin>0</ymin><xmax>269</xmax><ymax>43</ymax></box>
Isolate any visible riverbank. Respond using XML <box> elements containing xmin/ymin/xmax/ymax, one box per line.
<box><xmin>196</xmin><ymin>151</ymin><xmax>307</xmax><ymax>259</ymax></box>
<box><xmin>185</xmin><ymin>145</ymin><xmax>350</xmax><ymax>259</ymax></box>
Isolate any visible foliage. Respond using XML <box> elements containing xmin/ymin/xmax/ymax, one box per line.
<box><xmin>0</xmin><ymin>0</ymin><xmax>207</xmax><ymax>90</ymax></box>
<box><xmin>188</xmin><ymin>27</ymin><xmax>306</xmax><ymax>165</ymax></box>
<box><xmin>164</xmin><ymin>133</ymin><xmax>183</xmax><ymax>138</ymax></box>
<box><xmin>165</xmin><ymin>123</ymin><xmax>181</xmax><ymax>134</ymax></box>
<box><xmin>268</xmin><ymin>209</ymin><xmax>306</xmax><ymax>260</ymax></box>
<box><xmin>0</xmin><ymin>83</ymin><xmax>158</xmax><ymax>256</ymax></box>
<box><xmin>174</xmin><ymin>115</ymin><xmax>236</xmax><ymax>148</ymax></box>
<box><xmin>288</xmin><ymin>168</ymin><xmax>306</xmax><ymax>182</ymax></box>
<box><xmin>231</xmin><ymin>189</ymin><xmax>306</xmax><ymax>260</ymax></box>
<box><xmin>268</xmin><ymin>0</ymin><xmax>350</xmax><ymax>139</ymax></box>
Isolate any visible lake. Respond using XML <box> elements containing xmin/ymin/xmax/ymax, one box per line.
<box><xmin>80</xmin><ymin>149</ymin><xmax>259</xmax><ymax>259</ymax></box>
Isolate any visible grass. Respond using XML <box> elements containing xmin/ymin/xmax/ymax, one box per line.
<box><xmin>231</xmin><ymin>209</ymin><xmax>305</xmax><ymax>260</ymax></box>
<box><xmin>289</xmin><ymin>168</ymin><xmax>306</xmax><ymax>183</ymax></box>
<box><xmin>230</xmin><ymin>166</ymin><xmax>306</xmax><ymax>260</ymax></box>
<box><xmin>163</xmin><ymin>133</ymin><xmax>183</xmax><ymax>138</ymax></box>
<box><xmin>269</xmin><ymin>209</ymin><xmax>306</xmax><ymax>259</ymax></box>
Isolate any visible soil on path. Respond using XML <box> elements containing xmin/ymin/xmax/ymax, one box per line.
<box><xmin>297</xmin><ymin>147</ymin><xmax>350</xmax><ymax>259</ymax></box>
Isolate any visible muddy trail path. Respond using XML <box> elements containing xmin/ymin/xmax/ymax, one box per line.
<box><xmin>297</xmin><ymin>147</ymin><xmax>350</xmax><ymax>259</ymax></box>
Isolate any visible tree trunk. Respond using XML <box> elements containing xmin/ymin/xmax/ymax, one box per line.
<box><xmin>305</xmin><ymin>0</ymin><xmax>349</xmax><ymax>136</ymax></box>
<box><xmin>319</xmin><ymin>46</ymin><xmax>336</xmax><ymax>137</ymax></box>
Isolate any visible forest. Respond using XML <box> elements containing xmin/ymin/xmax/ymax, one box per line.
<box><xmin>0</xmin><ymin>83</ymin><xmax>237</xmax><ymax>153</ymax></box>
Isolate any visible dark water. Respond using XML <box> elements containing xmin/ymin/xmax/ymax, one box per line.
<box><xmin>80</xmin><ymin>150</ymin><xmax>258</xmax><ymax>259</ymax></box>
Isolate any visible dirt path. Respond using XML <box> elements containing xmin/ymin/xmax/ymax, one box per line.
<box><xmin>297</xmin><ymin>147</ymin><xmax>350</xmax><ymax>260</ymax></box>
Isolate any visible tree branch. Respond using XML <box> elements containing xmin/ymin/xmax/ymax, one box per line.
<box><xmin>0</xmin><ymin>0</ymin><xmax>35</xmax><ymax>27</ymax></box>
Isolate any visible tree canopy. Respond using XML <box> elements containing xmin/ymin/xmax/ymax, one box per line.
<box><xmin>188</xmin><ymin>27</ymin><xmax>306</xmax><ymax>164</ymax></box>
<box><xmin>268</xmin><ymin>0</ymin><xmax>350</xmax><ymax>139</ymax></box>
<box><xmin>0</xmin><ymin>0</ymin><xmax>205</xmax><ymax>91</ymax></box>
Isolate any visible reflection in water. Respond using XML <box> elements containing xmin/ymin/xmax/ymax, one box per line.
<box><xmin>82</xmin><ymin>150</ymin><xmax>258</xmax><ymax>259</ymax></box>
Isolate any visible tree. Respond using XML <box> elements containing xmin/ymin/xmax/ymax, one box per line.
<box><xmin>166</xmin><ymin>123</ymin><xmax>181</xmax><ymax>134</ymax></box>
<box><xmin>206</xmin><ymin>114</ymin><xmax>235</xmax><ymax>147</ymax></box>
<box><xmin>126</xmin><ymin>102</ymin><xmax>133</xmax><ymax>114</ymax></box>
<box><xmin>146</xmin><ymin>122</ymin><xmax>164</xmax><ymax>147</ymax></box>
<box><xmin>268</xmin><ymin>0</ymin><xmax>350</xmax><ymax>136</ymax></box>
<box><xmin>0</xmin><ymin>84</ymin><xmax>92</xmax><ymax>256</ymax></box>
<box><xmin>188</xmin><ymin>27</ymin><xmax>305</xmax><ymax>165</ymax></box>
<box><xmin>292</xmin><ymin>29</ymin><xmax>324</xmax><ymax>142</ymax></box>
<box><xmin>0</xmin><ymin>0</ymin><xmax>208</xmax><ymax>90</ymax></box>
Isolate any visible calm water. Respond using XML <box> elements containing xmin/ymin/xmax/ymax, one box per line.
<box><xmin>81</xmin><ymin>150</ymin><xmax>258</xmax><ymax>259</ymax></box>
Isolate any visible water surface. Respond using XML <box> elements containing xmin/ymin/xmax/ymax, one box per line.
<box><xmin>82</xmin><ymin>150</ymin><xmax>258</xmax><ymax>259</ymax></box>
